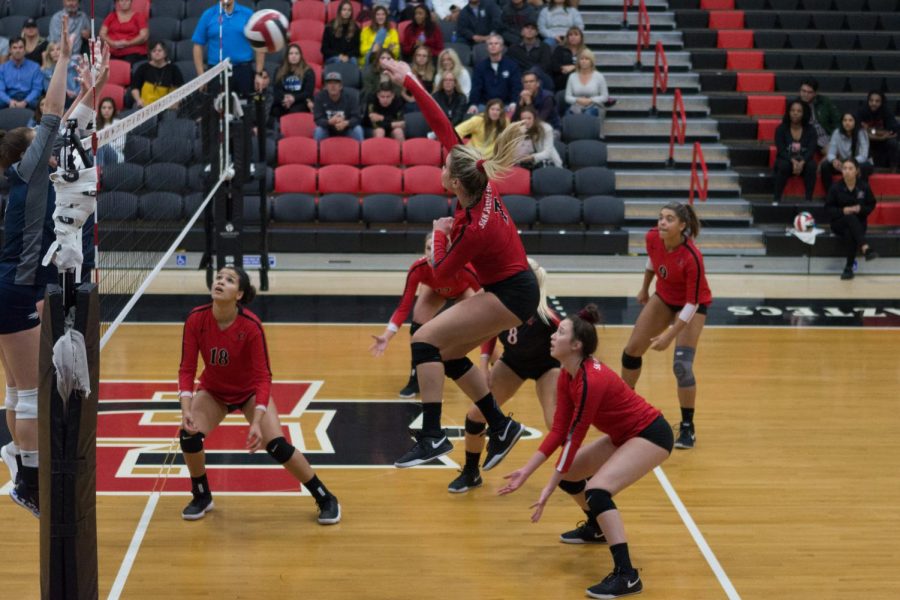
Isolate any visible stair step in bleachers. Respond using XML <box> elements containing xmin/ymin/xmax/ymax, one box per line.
<box><xmin>595</xmin><ymin>51</ymin><xmax>694</xmax><ymax>71</ymax></box>
<box><xmin>614</xmin><ymin>170</ymin><xmax>741</xmax><ymax>195</ymax></box>
<box><xmin>627</xmin><ymin>227</ymin><xmax>766</xmax><ymax>254</ymax></box>
<box><xmin>585</xmin><ymin>30</ymin><xmax>684</xmax><ymax>48</ymax></box>
<box><xmin>581</xmin><ymin>0</ymin><xmax>671</xmax><ymax>9</ymax></box>
<box><xmin>603</xmin><ymin>118</ymin><xmax>721</xmax><ymax>141</ymax></box>
<box><xmin>625</xmin><ymin>198</ymin><xmax>752</xmax><ymax>223</ymax></box>
<box><xmin>583</xmin><ymin>11</ymin><xmax>677</xmax><ymax>29</ymax></box>
<box><xmin>605</xmin><ymin>72</ymin><xmax>701</xmax><ymax>92</ymax></box>
<box><xmin>607</xmin><ymin>143</ymin><xmax>731</xmax><ymax>167</ymax></box>
<box><xmin>609</xmin><ymin>94</ymin><xmax>710</xmax><ymax>116</ymax></box>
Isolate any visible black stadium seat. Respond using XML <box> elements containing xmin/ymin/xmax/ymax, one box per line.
<box><xmin>98</xmin><ymin>191</ymin><xmax>139</xmax><ymax>221</ymax></box>
<box><xmin>858</xmin><ymin>35</ymin><xmax>890</xmax><ymax>51</ymax></box>
<box><xmin>845</xmin><ymin>14</ymin><xmax>877</xmax><ymax>32</ymax></box>
<box><xmin>811</xmin><ymin>13</ymin><xmax>843</xmax><ymax>31</ymax></box>
<box><xmin>101</xmin><ymin>163</ymin><xmax>143</xmax><ymax>193</ymax></box>
<box><xmin>574</xmin><ymin>167</ymin><xmax>616</xmax><ymax>197</ymax></box>
<box><xmin>124</xmin><ymin>135</ymin><xmax>152</xmax><ymax>164</ymax></box>
<box><xmin>531</xmin><ymin>167</ymin><xmax>574</xmax><ymax>197</ymax></box>
<box><xmin>256</xmin><ymin>0</ymin><xmax>292</xmax><ymax>20</ymax></box>
<box><xmin>834</xmin><ymin>0</ymin><xmax>866</xmax><ymax>8</ymax></box>
<box><xmin>561</xmin><ymin>114</ymin><xmax>600</xmax><ymax>143</ymax></box>
<box><xmin>822</xmin><ymin>33</ymin><xmax>856</xmax><ymax>51</ymax></box>
<box><xmin>835</xmin><ymin>55</ymin><xmax>870</xmax><ymax>72</ymax></box>
<box><xmin>272</xmin><ymin>194</ymin><xmax>316</xmax><ymax>223</ymax></box>
<box><xmin>778</xmin><ymin>13</ymin><xmax>809</xmax><ymax>30</ymax></box>
<box><xmin>502</xmin><ymin>195</ymin><xmax>537</xmax><ymax>226</ymax></box>
<box><xmin>567</xmin><ymin>140</ymin><xmax>607</xmax><ymax>170</ymax></box>
<box><xmin>151</xmin><ymin>136</ymin><xmax>193</xmax><ymax>164</ymax></box>
<box><xmin>538</xmin><ymin>195</ymin><xmax>581</xmax><ymax>225</ymax></box>
<box><xmin>799</xmin><ymin>54</ymin><xmax>833</xmax><ymax>71</ymax></box>
<box><xmin>753</xmin><ymin>32</ymin><xmax>787</xmax><ymax>50</ymax></box>
<box><xmin>144</xmin><ymin>163</ymin><xmax>187</xmax><ymax>193</ymax></box>
<box><xmin>766</xmin><ymin>54</ymin><xmax>799</xmax><ymax>70</ymax></box>
<box><xmin>148</xmin><ymin>17</ymin><xmax>180</xmax><ymax>43</ymax></box>
<box><xmin>139</xmin><ymin>192</ymin><xmax>183</xmax><ymax>221</ymax></box>
<box><xmin>801</xmin><ymin>0</ymin><xmax>833</xmax><ymax>11</ymax></box>
<box><xmin>846</xmin><ymin>76</ymin><xmax>885</xmax><ymax>94</ymax></box>
<box><xmin>318</xmin><ymin>194</ymin><xmax>360</xmax><ymax>223</ymax></box>
<box><xmin>789</xmin><ymin>33</ymin><xmax>821</xmax><ymax>50</ymax></box>
<box><xmin>583</xmin><ymin>196</ymin><xmax>625</xmax><ymax>228</ymax></box>
<box><xmin>0</xmin><ymin>107</ymin><xmax>33</xmax><ymax>130</ymax></box>
<box><xmin>151</xmin><ymin>0</ymin><xmax>185</xmax><ymax>19</ymax></box>
<box><xmin>744</xmin><ymin>14</ymin><xmax>776</xmax><ymax>29</ymax></box>
<box><xmin>361</xmin><ymin>194</ymin><xmax>404</xmax><ymax>224</ymax></box>
<box><xmin>406</xmin><ymin>195</ymin><xmax>449</xmax><ymax>222</ymax></box>
<box><xmin>186</xmin><ymin>0</ymin><xmax>217</xmax><ymax>18</ymax></box>
<box><xmin>9</xmin><ymin>0</ymin><xmax>42</xmax><ymax>18</ymax></box>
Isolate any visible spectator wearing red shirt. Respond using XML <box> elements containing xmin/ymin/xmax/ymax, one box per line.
<box><xmin>400</xmin><ymin>5</ymin><xmax>444</xmax><ymax>60</ymax></box>
<box><xmin>99</xmin><ymin>0</ymin><xmax>149</xmax><ymax>64</ymax></box>
<box><xmin>621</xmin><ymin>202</ymin><xmax>712</xmax><ymax>451</ymax></box>
<box><xmin>499</xmin><ymin>305</ymin><xmax>673</xmax><ymax>600</ymax></box>
<box><xmin>177</xmin><ymin>266</ymin><xmax>341</xmax><ymax>525</ymax></box>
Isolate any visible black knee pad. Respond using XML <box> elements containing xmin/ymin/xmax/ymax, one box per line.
<box><xmin>465</xmin><ymin>416</ymin><xmax>487</xmax><ymax>436</ymax></box>
<box><xmin>443</xmin><ymin>357</ymin><xmax>474</xmax><ymax>380</ymax></box>
<box><xmin>179</xmin><ymin>430</ymin><xmax>205</xmax><ymax>454</ymax></box>
<box><xmin>585</xmin><ymin>488</ymin><xmax>616</xmax><ymax>517</ymax></box>
<box><xmin>266</xmin><ymin>436</ymin><xmax>296</xmax><ymax>464</ymax></box>
<box><xmin>558</xmin><ymin>478</ymin><xmax>588</xmax><ymax>495</ymax></box>
<box><xmin>410</xmin><ymin>321</ymin><xmax>423</xmax><ymax>336</ymax></box>
<box><xmin>411</xmin><ymin>341</ymin><xmax>442</xmax><ymax>367</ymax></box>
<box><xmin>622</xmin><ymin>352</ymin><xmax>642</xmax><ymax>370</ymax></box>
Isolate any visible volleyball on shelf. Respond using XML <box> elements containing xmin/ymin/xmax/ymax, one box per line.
<box><xmin>793</xmin><ymin>211</ymin><xmax>816</xmax><ymax>233</ymax></box>
<box><xmin>244</xmin><ymin>9</ymin><xmax>289</xmax><ymax>53</ymax></box>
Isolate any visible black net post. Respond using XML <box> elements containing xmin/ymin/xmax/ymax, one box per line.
<box><xmin>254</xmin><ymin>94</ymin><xmax>270</xmax><ymax>291</ymax></box>
<box><xmin>200</xmin><ymin>91</ymin><xmax>218</xmax><ymax>289</ymax></box>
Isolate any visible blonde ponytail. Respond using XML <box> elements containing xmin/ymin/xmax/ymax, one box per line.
<box><xmin>527</xmin><ymin>257</ymin><xmax>552</xmax><ymax>325</ymax></box>
<box><xmin>449</xmin><ymin>121</ymin><xmax>527</xmax><ymax>202</ymax></box>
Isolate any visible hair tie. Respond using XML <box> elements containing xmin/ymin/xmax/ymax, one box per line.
<box><xmin>475</xmin><ymin>158</ymin><xmax>485</xmax><ymax>173</ymax></box>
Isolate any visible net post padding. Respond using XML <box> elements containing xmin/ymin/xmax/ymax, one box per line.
<box><xmin>39</xmin><ymin>284</ymin><xmax>101</xmax><ymax>600</ymax></box>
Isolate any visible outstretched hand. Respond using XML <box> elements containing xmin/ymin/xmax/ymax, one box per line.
<box><xmin>497</xmin><ymin>467</ymin><xmax>529</xmax><ymax>495</ymax></box>
<box><xmin>381</xmin><ymin>58</ymin><xmax>412</xmax><ymax>86</ymax></box>
<box><xmin>369</xmin><ymin>334</ymin><xmax>389</xmax><ymax>357</ymax></box>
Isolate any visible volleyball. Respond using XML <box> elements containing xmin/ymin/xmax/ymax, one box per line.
<box><xmin>793</xmin><ymin>211</ymin><xmax>816</xmax><ymax>232</ymax></box>
<box><xmin>244</xmin><ymin>9</ymin><xmax>289</xmax><ymax>53</ymax></box>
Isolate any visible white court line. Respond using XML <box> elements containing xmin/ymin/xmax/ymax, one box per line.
<box><xmin>654</xmin><ymin>466</ymin><xmax>741</xmax><ymax>600</ymax></box>
<box><xmin>107</xmin><ymin>492</ymin><xmax>159</xmax><ymax>600</ymax></box>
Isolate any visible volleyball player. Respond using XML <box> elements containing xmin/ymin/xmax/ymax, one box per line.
<box><xmin>178</xmin><ymin>266</ymin><xmax>341</xmax><ymax>524</ymax></box>
<box><xmin>499</xmin><ymin>305</ymin><xmax>673</xmax><ymax>599</ymax></box>
<box><xmin>620</xmin><ymin>202</ymin><xmax>711</xmax><ymax>449</ymax></box>
<box><xmin>449</xmin><ymin>258</ymin><xmax>559</xmax><ymax>493</ymax></box>
<box><xmin>381</xmin><ymin>58</ymin><xmax>532</xmax><ymax>470</ymax></box>
<box><xmin>369</xmin><ymin>232</ymin><xmax>480</xmax><ymax>398</ymax></box>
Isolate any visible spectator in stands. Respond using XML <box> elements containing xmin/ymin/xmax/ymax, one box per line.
<box><xmin>0</xmin><ymin>38</ymin><xmax>43</xmax><ymax>110</ymax></box>
<box><xmin>322</xmin><ymin>1</ymin><xmax>361</xmax><ymax>65</ymax></box>
<box><xmin>95</xmin><ymin>97</ymin><xmax>125</xmax><ymax>165</ymax></box>
<box><xmin>360</xmin><ymin>6</ymin><xmax>401</xmax><ymax>67</ymax></box>
<box><xmin>192</xmin><ymin>0</ymin><xmax>267</xmax><ymax>98</ymax></box>
<box><xmin>857</xmin><ymin>90</ymin><xmax>899</xmax><ymax>171</ymax></box>
<box><xmin>468</xmin><ymin>34</ymin><xmax>521</xmax><ymax>114</ymax></box>
<box><xmin>826</xmin><ymin>158</ymin><xmax>878</xmax><ymax>280</ymax></box>
<box><xmin>130</xmin><ymin>41</ymin><xmax>183</xmax><ymax>108</ymax></box>
<box><xmin>799</xmin><ymin>78</ymin><xmax>839</xmax><ymax>153</ymax></box>
<box><xmin>22</xmin><ymin>19</ymin><xmax>48</xmax><ymax>66</ymax></box>
<box><xmin>0</xmin><ymin>37</ymin><xmax>8</xmax><ymax>65</ymax></box>
<box><xmin>456</xmin><ymin>0</ymin><xmax>502</xmax><ymax>47</ymax></box>
<box><xmin>507</xmin><ymin>21</ymin><xmax>553</xmax><ymax>90</ymax></box>
<box><xmin>401</xmin><ymin>5</ymin><xmax>444</xmax><ymax>60</ymax></box>
<box><xmin>99</xmin><ymin>0</ymin><xmax>149</xmax><ymax>65</ymax></box>
<box><xmin>538</xmin><ymin>0</ymin><xmax>583</xmax><ymax>47</ymax></box>
<box><xmin>271</xmin><ymin>43</ymin><xmax>316</xmax><ymax>121</ymax></box>
<box><xmin>365</xmin><ymin>81</ymin><xmax>406</xmax><ymax>140</ymax></box>
<box><xmin>565</xmin><ymin>48</ymin><xmax>611</xmax><ymax>125</ymax></box>
<box><xmin>455</xmin><ymin>97</ymin><xmax>508</xmax><ymax>157</ymax></box>
<box><xmin>39</xmin><ymin>43</ymin><xmax>59</xmax><ymax>93</ymax></box>
<box><xmin>432</xmin><ymin>0</ymin><xmax>462</xmax><ymax>23</ymax></box>
<box><xmin>513</xmin><ymin>68</ymin><xmax>558</xmax><ymax>129</ymax></box>
<box><xmin>432</xmin><ymin>70</ymin><xmax>468</xmax><ymax>125</ymax></box>
<box><xmin>408</xmin><ymin>46</ymin><xmax>437</xmax><ymax>95</ymax></box>
<box><xmin>313</xmin><ymin>71</ymin><xmax>364</xmax><ymax>141</ymax></box>
<box><xmin>501</xmin><ymin>0</ymin><xmax>538</xmax><ymax>48</ymax></box>
<box><xmin>361</xmin><ymin>48</ymin><xmax>398</xmax><ymax>105</ymax></box>
<box><xmin>49</xmin><ymin>0</ymin><xmax>91</xmax><ymax>57</ymax></box>
<box><xmin>433</xmin><ymin>48</ymin><xmax>471</xmax><ymax>97</ymax></box>
<box><xmin>772</xmin><ymin>99</ymin><xmax>817</xmax><ymax>202</ymax></box>
<box><xmin>821</xmin><ymin>112</ymin><xmax>872</xmax><ymax>194</ymax></box>
<box><xmin>389</xmin><ymin>0</ymin><xmax>435</xmax><ymax>22</ymax></box>
<box><xmin>550</xmin><ymin>26</ymin><xmax>585</xmax><ymax>92</ymax></box>
<box><xmin>516</xmin><ymin>105</ymin><xmax>561</xmax><ymax>168</ymax></box>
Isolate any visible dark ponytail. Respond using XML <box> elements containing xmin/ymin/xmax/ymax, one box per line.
<box><xmin>662</xmin><ymin>201</ymin><xmax>701</xmax><ymax>239</ymax></box>
<box><xmin>570</xmin><ymin>303</ymin><xmax>601</xmax><ymax>358</ymax></box>
<box><xmin>0</xmin><ymin>127</ymin><xmax>33</xmax><ymax>170</ymax></box>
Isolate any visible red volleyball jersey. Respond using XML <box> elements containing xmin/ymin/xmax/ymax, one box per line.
<box><xmin>645</xmin><ymin>229</ymin><xmax>712</xmax><ymax>307</ymax></box>
<box><xmin>389</xmin><ymin>257</ymin><xmax>480</xmax><ymax>329</ymax></box>
<box><xmin>178</xmin><ymin>304</ymin><xmax>272</xmax><ymax>408</ymax></box>
<box><xmin>402</xmin><ymin>73</ymin><xmax>530</xmax><ymax>285</ymax></box>
<box><xmin>539</xmin><ymin>357</ymin><xmax>661</xmax><ymax>473</ymax></box>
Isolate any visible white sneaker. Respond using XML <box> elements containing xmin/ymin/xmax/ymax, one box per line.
<box><xmin>1</xmin><ymin>443</ymin><xmax>18</xmax><ymax>483</ymax></box>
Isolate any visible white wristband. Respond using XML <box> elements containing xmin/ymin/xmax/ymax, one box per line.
<box><xmin>254</xmin><ymin>404</ymin><xmax>267</xmax><ymax>413</ymax></box>
<box><xmin>387</xmin><ymin>322</ymin><xmax>399</xmax><ymax>333</ymax></box>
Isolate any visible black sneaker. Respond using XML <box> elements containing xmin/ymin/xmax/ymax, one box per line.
<box><xmin>447</xmin><ymin>468</ymin><xmax>483</xmax><ymax>493</ymax></box>
<box><xmin>674</xmin><ymin>422</ymin><xmax>695</xmax><ymax>450</ymax></box>
<box><xmin>560</xmin><ymin>520</ymin><xmax>607</xmax><ymax>544</ymax></box>
<box><xmin>317</xmin><ymin>494</ymin><xmax>341</xmax><ymax>525</ymax></box>
<box><xmin>482</xmin><ymin>417</ymin><xmax>525</xmax><ymax>471</ymax></box>
<box><xmin>865</xmin><ymin>248</ymin><xmax>879</xmax><ymax>262</ymax></box>
<box><xmin>394</xmin><ymin>431</ymin><xmax>453</xmax><ymax>468</ymax></box>
<box><xmin>9</xmin><ymin>480</ymin><xmax>39</xmax><ymax>519</ymax></box>
<box><xmin>398</xmin><ymin>377</ymin><xmax>419</xmax><ymax>399</ymax></box>
<box><xmin>586</xmin><ymin>567</ymin><xmax>642</xmax><ymax>598</ymax></box>
<box><xmin>182</xmin><ymin>495</ymin><xmax>214</xmax><ymax>520</ymax></box>
<box><xmin>840</xmin><ymin>267</ymin><xmax>854</xmax><ymax>280</ymax></box>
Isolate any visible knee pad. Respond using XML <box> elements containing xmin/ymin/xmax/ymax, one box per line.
<box><xmin>411</xmin><ymin>341</ymin><xmax>442</xmax><ymax>368</ymax></box>
<box><xmin>558</xmin><ymin>478</ymin><xmax>588</xmax><ymax>495</ymax></box>
<box><xmin>585</xmin><ymin>488</ymin><xmax>616</xmax><ymax>517</ymax></box>
<box><xmin>622</xmin><ymin>352</ymin><xmax>642</xmax><ymax>370</ymax></box>
<box><xmin>266</xmin><ymin>436</ymin><xmax>296</xmax><ymax>464</ymax></box>
<box><xmin>4</xmin><ymin>387</ymin><xmax>17</xmax><ymax>411</ymax></box>
<box><xmin>179</xmin><ymin>429</ymin><xmax>205</xmax><ymax>454</ymax></box>
<box><xmin>15</xmin><ymin>388</ymin><xmax>37</xmax><ymax>419</ymax></box>
<box><xmin>443</xmin><ymin>357</ymin><xmax>474</xmax><ymax>380</ymax></box>
<box><xmin>464</xmin><ymin>416</ymin><xmax>487</xmax><ymax>436</ymax></box>
<box><xmin>673</xmin><ymin>346</ymin><xmax>696</xmax><ymax>388</ymax></box>
<box><xmin>410</xmin><ymin>321</ymin><xmax>423</xmax><ymax>336</ymax></box>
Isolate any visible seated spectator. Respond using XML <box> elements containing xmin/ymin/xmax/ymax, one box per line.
<box><xmin>390</xmin><ymin>0</ymin><xmax>434</xmax><ymax>22</ymax></box>
<box><xmin>365</xmin><ymin>82</ymin><xmax>406</xmax><ymax>140</ymax></box>
<box><xmin>857</xmin><ymin>90</ymin><xmax>899</xmax><ymax>171</ymax></box>
<box><xmin>538</xmin><ymin>0</ymin><xmax>583</xmax><ymax>47</ymax></box>
<box><xmin>455</xmin><ymin>97</ymin><xmax>508</xmax><ymax>157</ymax></box>
<box><xmin>0</xmin><ymin>38</ymin><xmax>43</xmax><ymax>109</ymax></box>
<box><xmin>433</xmin><ymin>48</ymin><xmax>471</xmax><ymax>97</ymax></box>
<box><xmin>401</xmin><ymin>5</ymin><xmax>444</xmax><ymax>60</ymax></box>
<box><xmin>456</xmin><ymin>0</ymin><xmax>502</xmax><ymax>46</ymax></box>
<box><xmin>564</xmin><ymin>49</ymin><xmax>611</xmax><ymax>124</ymax></box>
<box><xmin>821</xmin><ymin>113</ymin><xmax>873</xmax><ymax>193</ymax></box>
<box><xmin>432</xmin><ymin>0</ymin><xmax>462</xmax><ymax>23</ymax></box>
<box><xmin>27</xmin><ymin>96</ymin><xmax>47</xmax><ymax>128</ymax></box>
<box><xmin>49</xmin><ymin>0</ymin><xmax>91</xmax><ymax>57</ymax></box>
<box><xmin>322</xmin><ymin>1</ymin><xmax>361</xmax><ymax>65</ymax></box>
<box><xmin>0</xmin><ymin>37</ymin><xmax>8</xmax><ymax>65</ymax></box>
<box><xmin>96</xmin><ymin>97</ymin><xmax>125</xmax><ymax>165</ymax></box>
<box><xmin>513</xmin><ymin>69</ymin><xmax>558</xmax><ymax>130</ymax></box>
<box><xmin>130</xmin><ymin>41</ymin><xmax>183</xmax><ymax>108</ymax></box>
<box><xmin>550</xmin><ymin>26</ymin><xmax>585</xmax><ymax>92</ymax></box>
<box><xmin>271</xmin><ymin>43</ymin><xmax>316</xmax><ymax>120</ymax></box>
<box><xmin>361</xmin><ymin>49</ymin><xmax>398</xmax><ymax>105</ymax></box>
<box><xmin>773</xmin><ymin>99</ymin><xmax>817</xmax><ymax>202</ymax></box>
<box><xmin>501</xmin><ymin>0</ymin><xmax>538</xmax><ymax>48</ymax></box>
<box><xmin>100</xmin><ymin>0</ymin><xmax>149</xmax><ymax>65</ymax></box>
<box><xmin>407</xmin><ymin>46</ymin><xmax>437</xmax><ymax>97</ymax></box>
<box><xmin>22</xmin><ymin>19</ymin><xmax>48</xmax><ymax>65</ymax></box>
<box><xmin>468</xmin><ymin>34</ymin><xmax>521</xmax><ymax>114</ymax></box>
<box><xmin>825</xmin><ymin>158</ymin><xmax>878</xmax><ymax>280</ymax></box>
<box><xmin>313</xmin><ymin>71</ymin><xmax>364</xmax><ymax>141</ymax></box>
<box><xmin>40</xmin><ymin>43</ymin><xmax>59</xmax><ymax>93</ymax></box>
<box><xmin>360</xmin><ymin>6</ymin><xmax>400</xmax><ymax>67</ymax></box>
<box><xmin>799</xmin><ymin>77</ymin><xmax>839</xmax><ymax>153</ymax></box>
<box><xmin>432</xmin><ymin>70</ymin><xmax>468</xmax><ymax>125</ymax></box>
<box><xmin>506</xmin><ymin>21</ymin><xmax>553</xmax><ymax>91</ymax></box>
<box><xmin>516</xmin><ymin>105</ymin><xmax>561</xmax><ymax>168</ymax></box>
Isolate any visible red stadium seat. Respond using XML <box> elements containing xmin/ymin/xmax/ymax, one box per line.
<box><xmin>701</xmin><ymin>0</ymin><xmax>734</xmax><ymax>9</ymax></box>
<box><xmin>292</xmin><ymin>0</ymin><xmax>326</xmax><ymax>22</ymax></box>
<box><xmin>726</xmin><ymin>51</ymin><xmax>763</xmax><ymax>70</ymax></box>
<box><xmin>297</xmin><ymin>40</ymin><xmax>324</xmax><ymax>66</ymax></box>
<box><xmin>746</xmin><ymin>95</ymin><xmax>785</xmax><ymax>117</ymax></box>
<box><xmin>361</xmin><ymin>165</ymin><xmax>403</xmax><ymax>194</ymax></box>
<box><xmin>131</xmin><ymin>0</ymin><xmax>150</xmax><ymax>15</ymax></box>
<box><xmin>756</xmin><ymin>119</ymin><xmax>780</xmax><ymax>141</ymax></box>
<box><xmin>326</xmin><ymin>0</ymin><xmax>360</xmax><ymax>21</ymax></box>
<box><xmin>868</xmin><ymin>175</ymin><xmax>900</xmax><ymax>199</ymax></box>
<box><xmin>869</xmin><ymin>203</ymin><xmax>900</xmax><ymax>225</ymax></box>
<box><xmin>280</xmin><ymin>113</ymin><xmax>316</xmax><ymax>137</ymax></box>
<box><xmin>492</xmin><ymin>167</ymin><xmax>531</xmax><ymax>196</ymax></box>
<box><xmin>319</xmin><ymin>137</ymin><xmax>360</xmax><ymax>165</ymax></box>
<box><xmin>402</xmin><ymin>165</ymin><xmax>444</xmax><ymax>195</ymax></box>
<box><xmin>107</xmin><ymin>59</ymin><xmax>131</xmax><ymax>87</ymax></box>
<box><xmin>782</xmin><ymin>177</ymin><xmax>825</xmax><ymax>198</ymax></box>
<box><xmin>277</xmin><ymin>137</ymin><xmax>318</xmax><ymax>165</ymax></box>
<box><xmin>275</xmin><ymin>164</ymin><xmax>317</xmax><ymax>194</ymax></box>
<box><xmin>290</xmin><ymin>19</ymin><xmax>325</xmax><ymax>44</ymax></box>
<box><xmin>100</xmin><ymin>84</ymin><xmax>126</xmax><ymax>111</ymax></box>
<box><xmin>716</xmin><ymin>30</ymin><xmax>753</xmax><ymax>49</ymax></box>
<box><xmin>402</xmin><ymin>138</ymin><xmax>442</xmax><ymax>166</ymax></box>
<box><xmin>361</xmin><ymin>138</ymin><xmax>401</xmax><ymax>165</ymax></box>
<box><xmin>318</xmin><ymin>165</ymin><xmax>360</xmax><ymax>194</ymax></box>
<box><xmin>736</xmin><ymin>72</ymin><xmax>775</xmax><ymax>92</ymax></box>
<box><xmin>708</xmin><ymin>11</ymin><xmax>744</xmax><ymax>29</ymax></box>
<box><xmin>309</xmin><ymin>63</ymin><xmax>323</xmax><ymax>90</ymax></box>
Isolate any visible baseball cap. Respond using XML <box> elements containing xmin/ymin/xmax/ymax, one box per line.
<box><xmin>324</xmin><ymin>71</ymin><xmax>342</xmax><ymax>82</ymax></box>
<box><xmin>24</xmin><ymin>18</ymin><xmax>38</xmax><ymax>28</ymax></box>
